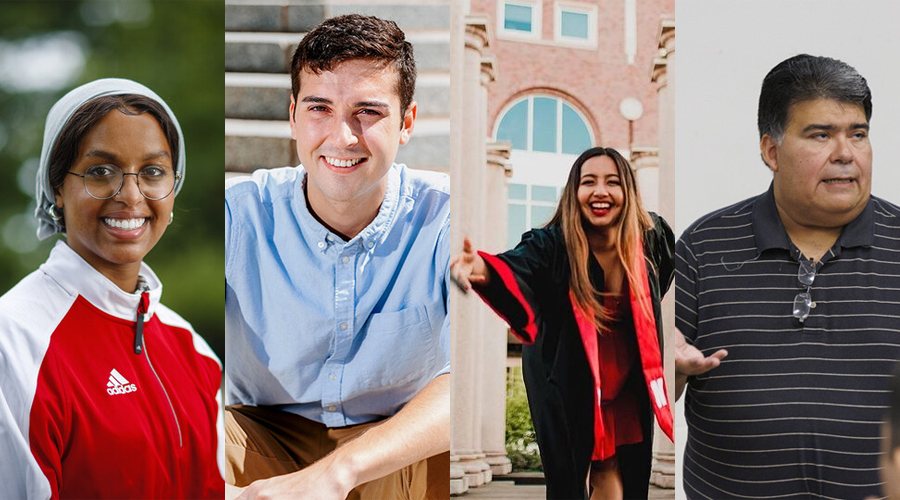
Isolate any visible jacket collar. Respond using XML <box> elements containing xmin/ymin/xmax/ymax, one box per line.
<box><xmin>40</xmin><ymin>240</ymin><xmax>162</xmax><ymax>321</ymax></box>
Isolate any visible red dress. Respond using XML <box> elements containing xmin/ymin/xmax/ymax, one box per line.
<box><xmin>595</xmin><ymin>292</ymin><xmax>643</xmax><ymax>461</ymax></box>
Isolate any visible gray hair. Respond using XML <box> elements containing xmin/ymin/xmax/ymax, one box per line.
<box><xmin>757</xmin><ymin>54</ymin><xmax>872</xmax><ymax>144</ymax></box>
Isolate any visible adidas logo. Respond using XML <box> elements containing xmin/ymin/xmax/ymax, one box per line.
<box><xmin>106</xmin><ymin>368</ymin><xmax>138</xmax><ymax>395</ymax></box>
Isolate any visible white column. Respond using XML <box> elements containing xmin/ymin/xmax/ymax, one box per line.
<box><xmin>448</xmin><ymin>0</ymin><xmax>467</xmax><ymax>493</ymax></box>
<box><xmin>650</xmin><ymin>18</ymin><xmax>676</xmax><ymax>490</ymax></box>
<box><xmin>632</xmin><ymin>148</ymin><xmax>660</xmax><ymax>213</ymax></box>
<box><xmin>451</xmin><ymin>15</ymin><xmax>493</xmax><ymax>493</ymax></box>
<box><xmin>480</xmin><ymin>142</ymin><xmax>513</xmax><ymax>477</ymax></box>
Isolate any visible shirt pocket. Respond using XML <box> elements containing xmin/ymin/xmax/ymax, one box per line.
<box><xmin>357</xmin><ymin>304</ymin><xmax>436</xmax><ymax>389</ymax></box>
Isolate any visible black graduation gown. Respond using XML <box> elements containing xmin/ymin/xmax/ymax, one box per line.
<box><xmin>474</xmin><ymin>213</ymin><xmax>675</xmax><ymax>500</ymax></box>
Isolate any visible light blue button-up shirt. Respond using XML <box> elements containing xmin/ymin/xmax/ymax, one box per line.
<box><xmin>225</xmin><ymin>164</ymin><xmax>450</xmax><ymax>427</ymax></box>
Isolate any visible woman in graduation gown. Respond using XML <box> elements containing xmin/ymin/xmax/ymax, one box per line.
<box><xmin>451</xmin><ymin>147</ymin><xmax>674</xmax><ymax>500</ymax></box>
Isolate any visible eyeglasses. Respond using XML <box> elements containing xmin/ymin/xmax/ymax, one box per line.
<box><xmin>792</xmin><ymin>259</ymin><xmax>816</xmax><ymax>323</ymax></box>
<box><xmin>68</xmin><ymin>164</ymin><xmax>180</xmax><ymax>201</ymax></box>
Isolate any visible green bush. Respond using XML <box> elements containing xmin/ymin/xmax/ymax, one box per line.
<box><xmin>505</xmin><ymin>365</ymin><xmax>542</xmax><ymax>471</ymax></box>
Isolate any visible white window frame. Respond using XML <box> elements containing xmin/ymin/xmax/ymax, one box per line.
<box><xmin>624</xmin><ymin>0</ymin><xmax>637</xmax><ymax>64</ymax></box>
<box><xmin>497</xmin><ymin>0</ymin><xmax>542</xmax><ymax>41</ymax></box>
<box><xmin>507</xmin><ymin>183</ymin><xmax>560</xmax><ymax>247</ymax></box>
<box><xmin>493</xmin><ymin>94</ymin><xmax>595</xmax><ymax>155</ymax></box>
<box><xmin>554</xmin><ymin>1</ymin><xmax>598</xmax><ymax>48</ymax></box>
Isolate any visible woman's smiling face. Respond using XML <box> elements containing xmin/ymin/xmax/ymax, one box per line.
<box><xmin>577</xmin><ymin>155</ymin><xmax>625</xmax><ymax>231</ymax></box>
<box><xmin>55</xmin><ymin>109</ymin><xmax>174</xmax><ymax>290</ymax></box>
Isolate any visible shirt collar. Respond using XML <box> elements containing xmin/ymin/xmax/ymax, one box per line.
<box><xmin>293</xmin><ymin>164</ymin><xmax>402</xmax><ymax>252</ymax></box>
<box><xmin>752</xmin><ymin>183</ymin><xmax>792</xmax><ymax>252</ymax></box>
<box><xmin>40</xmin><ymin>240</ymin><xmax>163</xmax><ymax>321</ymax></box>
<box><xmin>752</xmin><ymin>181</ymin><xmax>875</xmax><ymax>253</ymax></box>
<box><xmin>836</xmin><ymin>196</ymin><xmax>875</xmax><ymax>248</ymax></box>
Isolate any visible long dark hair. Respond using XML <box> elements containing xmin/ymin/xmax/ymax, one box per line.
<box><xmin>547</xmin><ymin>147</ymin><xmax>653</xmax><ymax>329</ymax></box>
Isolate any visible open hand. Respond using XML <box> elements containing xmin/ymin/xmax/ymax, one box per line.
<box><xmin>449</xmin><ymin>237</ymin><xmax>489</xmax><ymax>293</ymax></box>
<box><xmin>674</xmin><ymin>336</ymin><xmax>727</xmax><ymax>377</ymax></box>
<box><xmin>673</xmin><ymin>329</ymin><xmax>727</xmax><ymax>401</ymax></box>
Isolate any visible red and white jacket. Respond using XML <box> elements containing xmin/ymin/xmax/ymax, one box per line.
<box><xmin>0</xmin><ymin>241</ymin><xmax>224</xmax><ymax>499</ymax></box>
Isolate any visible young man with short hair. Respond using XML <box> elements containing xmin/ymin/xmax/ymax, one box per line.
<box><xmin>224</xmin><ymin>15</ymin><xmax>449</xmax><ymax>500</ymax></box>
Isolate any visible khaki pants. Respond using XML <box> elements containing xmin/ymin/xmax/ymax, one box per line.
<box><xmin>224</xmin><ymin>405</ymin><xmax>449</xmax><ymax>499</ymax></box>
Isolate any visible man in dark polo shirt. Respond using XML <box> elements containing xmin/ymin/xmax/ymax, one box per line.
<box><xmin>674</xmin><ymin>54</ymin><xmax>900</xmax><ymax>499</ymax></box>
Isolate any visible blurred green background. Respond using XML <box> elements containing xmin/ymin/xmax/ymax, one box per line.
<box><xmin>0</xmin><ymin>0</ymin><xmax>224</xmax><ymax>359</ymax></box>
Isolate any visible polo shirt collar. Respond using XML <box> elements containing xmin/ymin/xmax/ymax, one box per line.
<box><xmin>293</xmin><ymin>164</ymin><xmax>401</xmax><ymax>252</ymax></box>
<box><xmin>752</xmin><ymin>183</ymin><xmax>792</xmax><ymax>252</ymax></box>
<box><xmin>752</xmin><ymin>182</ymin><xmax>875</xmax><ymax>253</ymax></box>
<box><xmin>836</xmin><ymin>196</ymin><xmax>875</xmax><ymax>248</ymax></box>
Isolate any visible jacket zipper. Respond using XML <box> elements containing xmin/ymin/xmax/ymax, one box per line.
<box><xmin>134</xmin><ymin>292</ymin><xmax>148</xmax><ymax>354</ymax></box>
<box><xmin>134</xmin><ymin>290</ymin><xmax>183</xmax><ymax>448</ymax></box>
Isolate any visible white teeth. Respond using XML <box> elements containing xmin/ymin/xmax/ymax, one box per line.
<box><xmin>590</xmin><ymin>202</ymin><xmax>611</xmax><ymax>209</ymax></box>
<box><xmin>324</xmin><ymin>156</ymin><xmax>363</xmax><ymax>168</ymax></box>
<box><xmin>103</xmin><ymin>218</ymin><xmax>145</xmax><ymax>230</ymax></box>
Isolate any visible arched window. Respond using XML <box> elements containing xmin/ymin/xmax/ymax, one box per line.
<box><xmin>495</xmin><ymin>95</ymin><xmax>593</xmax><ymax>154</ymax></box>
<box><xmin>494</xmin><ymin>95</ymin><xmax>595</xmax><ymax>246</ymax></box>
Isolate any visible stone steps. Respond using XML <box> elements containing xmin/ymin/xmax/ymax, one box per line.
<box><xmin>224</xmin><ymin>72</ymin><xmax>289</xmax><ymax>121</ymax></box>
<box><xmin>225</xmin><ymin>2</ymin><xmax>324</xmax><ymax>32</ymax></box>
<box><xmin>225</xmin><ymin>2</ymin><xmax>451</xmax><ymax>32</ymax></box>
<box><xmin>225</xmin><ymin>31</ymin><xmax>451</xmax><ymax>74</ymax></box>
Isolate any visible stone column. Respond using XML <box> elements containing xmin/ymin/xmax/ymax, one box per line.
<box><xmin>450</xmin><ymin>15</ymin><xmax>493</xmax><ymax>494</ymax></box>
<box><xmin>631</xmin><ymin>148</ymin><xmax>660</xmax><ymax>213</ymax></box>
<box><xmin>649</xmin><ymin>18</ymin><xmax>676</xmax><ymax>490</ymax></box>
<box><xmin>448</xmin><ymin>0</ymin><xmax>467</xmax><ymax>493</ymax></box>
<box><xmin>481</xmin><ymin>141</ymin><xmax>513</xmax><ymax>477</ymax></box>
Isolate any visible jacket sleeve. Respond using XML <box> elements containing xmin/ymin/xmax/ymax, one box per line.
<box><xmin>473</xmin><ymin>228</ymin><xmax>564</xmax><ymax>344</ymax></box>
<box><xmin>650</xmin><ymin>213</ymin><xmax>676</xmax><ymax>296</ymax></box>
<box><xmin>26</xmin><ymin>349</ymin><xmax>68</xmax><ymax>500</ymax></box>
<box><xmin>0</xmin><ymin>309</ymin><xmax>58</xmax><ymax>500</ymax></box>
<box><xmin>0</xmin><ymin>386</ymin><xmax>53</xmax><ymax>500</ymax></box>
<box><xmin>183</xmin><ymin>319</ymin><xmax>227</xmax><ymax>492</ymax></box>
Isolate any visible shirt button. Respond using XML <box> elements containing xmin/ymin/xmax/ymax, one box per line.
<box><xmin>326</xmin><ymin>235</ymin><xmax>333</xmax><ymax>242</ymax></box>
<box><xmin>328</xmin><ymin>405</ymin><xmax>336</xmax><ymax>412</ymax></box>
<box><xmin>342</xmin><ymin>256</ymin><xmax>350</xmax><ymax>264</ymax></box>
<box><xmin>317</xmin><ymin>241</ymin><xmax>325</xmax><ymax>249</ymax></box>
<box><xmin>367</xmin><ymin>241</ymin><xmax>375</xmax><ymax>248</ymax></box>
<box><xmin>329</xmin><ymin>373</ymin><xmax>336</xmax><ymax>381</ymax></box>
<box><xmin>339</xmin><ymin>322</ymin><xmax>348</xmax><ymax>331</ymax></box>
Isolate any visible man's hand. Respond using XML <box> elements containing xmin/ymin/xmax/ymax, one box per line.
<box><xmin>449</xmin><ymin>237</ymin><xmax>489</xmax><ymax>293</ymax></box>
<box><xmin>235</xmin><ymin>454</ymin><xmax>354</xmax><ymax>500</ymax></box>
<box><xmin>673</xmin><ymin>329</ymin><xmax>727</xmax><ymax>401</ymax></box>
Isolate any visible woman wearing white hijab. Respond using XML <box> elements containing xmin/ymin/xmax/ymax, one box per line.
<box><xmin>0</xmin><ymin>78</ymin><xmax>224</xmax><ymax>499</ymax></box>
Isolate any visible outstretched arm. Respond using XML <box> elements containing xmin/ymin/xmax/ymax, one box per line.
<box><xmin>449</xmin><ymin>236</ymin><xmax>490</xmax><ymax>293</ymax></box>
<box><xmin>673</xmin><ymin>328</ymin><xmax>727</xmax><ymax>401</ymax></box>
<box><xmin>236</xmin><ymin>373</ymin><xmax>450</xmax><ymax>500</ymax></box>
